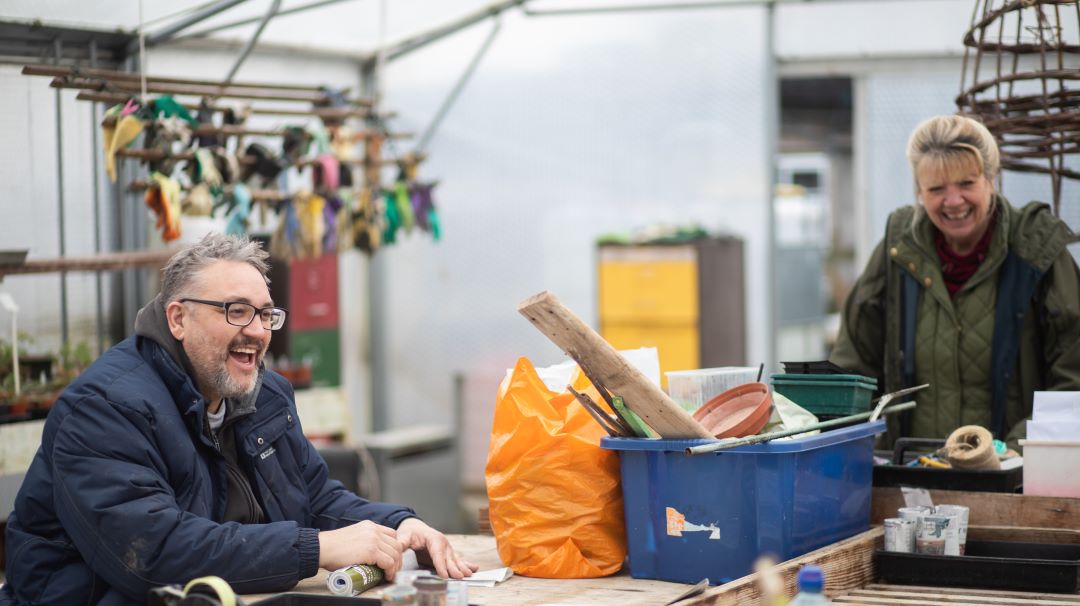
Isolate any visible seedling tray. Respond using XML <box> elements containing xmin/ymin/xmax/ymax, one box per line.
<box><xmin>876</xmin><ymin>540</ymin><xmax>1080</xmax><ymax>593</ymax></box>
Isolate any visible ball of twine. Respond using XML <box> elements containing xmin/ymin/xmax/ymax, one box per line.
<box><xmin>943</xmin><ymin>425</ymin><xmax>1000</xmax><ymax>470</ymax></box>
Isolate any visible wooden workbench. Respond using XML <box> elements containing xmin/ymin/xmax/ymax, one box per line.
<box><xmin>246</xmin><ymin>489</ymin><xmax>1080</xmax><ymax>605</ymax></box>
<box><xmin>245</xmin><ymin>534</ymin><xmax>692</xmax><ymax>604</ymax></box>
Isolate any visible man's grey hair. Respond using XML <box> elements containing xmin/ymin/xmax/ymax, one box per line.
<box><xmin>160</xmin><ymin>233</ymin><xmax>271</xmax><ymax>305</ymax></box>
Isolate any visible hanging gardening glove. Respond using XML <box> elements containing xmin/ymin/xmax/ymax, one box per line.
<box><xmin>145</xmin><ymin>172</ymin><xmax>182</xmax><ymax>242</ymax></box>
<box><xmin>308</xmin><ymin>123</ymin><xmax>331</xmax><ymax>155</ymax></box>
<box><xmin>141</xmin><ymin>114</ymin><xmax>191</xmax><ymax>176</ymax></box>
<box><xmin>239</xmin><ymin>143</ymin><xmax>284</xmax><ymax>185</ymax></box>
<box><xmin>281</xmin><ymin>126</ymin><xmax>310</xmax><ymax>167</ymax></box>
<box><xmin>382</xmin><ymin>188</ymin><xmax>400</xmax><ymax>245</ymax></box>
<box><xmin>394</xmin><ymin>179</ymin><xmax>415</xmax><ymax>233</ymax></box>
<box><xmin>336</xmin><ymin>203</ymin><xmax>354</xmax><ymax>253</ymax></box>
<box><xmin>183</xmin><ymin>182</ymin><xmax>214</xmax><ymax>217</ymax></box>
<box><xmin>212</xmin><ymin>147</ymin><xmax>240</xmax><ymax>185</ymax></box>
<box><xmin>149</xmin><ymin>96</ymin><xmax>198</xmax><ymax>127</ymax></box>
<box><xmin>411</xmin><ymin>182</ymin><xmax>430</xmax><ymax>232</ymax></box>
<box><xmin>331</xmin><ymin>125</ymin><xmax>358</xmax><ymax>160</ymax></box>
<box><xmin>410</xmin><ymin>181</ymin><xmax>442</xmax><ymax>241</ymax></box>
<box><xmin>351</xmin><ymin>188</ymin><xmax>381</xmax><ymax>254</ymax></box>
<box><xmin>323</xmin><ymin>195</ymin><xmax>340</xmax><ymax>254</ymax></box>
<box><xmin>103</xmin><ymin>110</ymin><xmax>144</xmax><ymax>183</ymax></box>
<box><xmin>193</xmin><ymin>97</ymin><xmax>220</xmax><ymax>148</ymax></box>
<box><xmin>313</xmin><ymin>153</ymin><xmax>340</xmax><ymax>193</ymax></box>
<box><xmin>270</xmin><ymin>198</ymin><xmax>300</xmax><ymax>261</ymax></box>
<box><xmin>193</xmin><ymin>148</ymin><xmax>223</xmax><ymax>191</ymax></box>
<box><xmin>225</xmin><ymin>183</ymin><xmax>252</xmax><ymax>236</ymax></box>
<box><xmin>425</xmin><ymin>182</ymin><xmax>441</xmax><ymax>241</ymax></box>
<box><xmin>295</xmin><ymin>193</ymin><xmax>326</xmax><ymax>259</ymax></box>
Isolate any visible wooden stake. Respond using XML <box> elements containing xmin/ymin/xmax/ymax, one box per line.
<box><xmin>517</xmin><ymin>291</ymin><xmax>712</xmax><ymax>439</ymax></box>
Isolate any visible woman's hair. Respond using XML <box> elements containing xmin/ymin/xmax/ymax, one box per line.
<box><xmin>160</xmin><ymin>233</ymin><xmax>271</xmax><ymax>305</ymax></box>
<box><xmin>906</xmin><ymin>114</ymin><xmax>1000</xmax><ymax>225</ymax></box>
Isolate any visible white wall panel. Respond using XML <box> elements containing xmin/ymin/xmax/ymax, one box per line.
<box><xmin>379</xmin><ymin>8</ymin><xmax>773</xmax><ymax>450</ymax></box>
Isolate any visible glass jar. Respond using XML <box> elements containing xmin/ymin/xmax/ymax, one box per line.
<box><xmin>413</xmin><ymin>575</ymin><xmax>448</xmax><ymax>606</ymax></box>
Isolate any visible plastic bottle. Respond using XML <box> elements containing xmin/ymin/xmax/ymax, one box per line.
<box><xmin>789</xmin><ymin>565</ymin><xmax>830</xmax><ymax>605</ymax></box>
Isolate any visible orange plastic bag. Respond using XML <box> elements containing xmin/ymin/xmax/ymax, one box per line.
<box><xmin>484</xmin><ymin>357</ymin><xmax>626</xmax><ymax>578</ymax></box>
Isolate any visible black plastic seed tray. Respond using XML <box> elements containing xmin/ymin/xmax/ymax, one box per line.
<box><xmin>779</xmin><ymin>360</ymin><xmax>851</xmax><ymax>375</ymax></box>
<box><xmin>873</xmin><ymin>437</ymin><xmax>1023</xmax><ymax>493</ymax></box>
<box><xmin>876</xmin><ymin>540</ymin><xmax>1080</xmax><ymax>593</ymax></box>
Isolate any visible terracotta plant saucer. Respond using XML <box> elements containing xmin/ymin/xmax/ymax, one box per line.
<box><xmin>692</xmin><ymin>382</ymin><xmax>773</xmax><ymax>439</ymax></box>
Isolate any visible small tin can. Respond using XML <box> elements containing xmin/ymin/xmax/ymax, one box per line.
<box><xmin>328</xmin><ymin>564</ymin><xmax>384</xmax><ymax>596</ymax></box>
<box><xmin>916</xmin><ymin>514</ymin><xmax>959</xmax><ymax>555</ymax></box>
<box><xmin>883</xmin><ymin>517</ymin><xmax>916</xmax><ymax>553</ymax></box>
<box><xmin>382</xmin><ymin>583</ymin><xmax>418</xmax><ymax>606</ymax></box>
<box><xmin>897</xmin><ymin>505</ymin><xmax>932</xmax><ymax>521</ymax></box>
<box><xmin>935</xmin><ymin>504</ymin><xmax>970</xmax><ymax>555</ymax></box>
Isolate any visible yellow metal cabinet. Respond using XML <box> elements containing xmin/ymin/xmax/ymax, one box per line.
<box><xmin>598</xmin><ymin>239</ymin><xmax>745</xmax><ymax>382</ymax></box>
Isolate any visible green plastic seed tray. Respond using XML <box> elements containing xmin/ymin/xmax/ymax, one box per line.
<box><xmin>769</xmin><ymin>373</ymin><xmax>877</xmax><ymax>417</ymax></box>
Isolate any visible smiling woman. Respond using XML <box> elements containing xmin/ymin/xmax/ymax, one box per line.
<box><xmin>908</xmin><ymin>116</ymin><xmax>1000</xmax><ymax>256</ymax></box>
<box><xmin>830</xmin><ymin>114</ymin><xmax>1080</xmax><ymax>451</ymax></box>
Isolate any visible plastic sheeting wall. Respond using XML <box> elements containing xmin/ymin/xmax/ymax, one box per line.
<box><xmin>0</xmin><ymin>66</ymin><xmax>112</xmax><ymax>356</ymax></box>
<box><xmin>860</xmin><ymin>60</ymin><xmax>1080</xmax><ymax>271</ymax></box>
<box><xmin>379</xmin><ymin>9</ymin><xmax>772</xmax><ymax>484</ymax></box>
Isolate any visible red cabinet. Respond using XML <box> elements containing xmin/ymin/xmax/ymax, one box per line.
<box><xmin>287</xmin><ymin>255</ymin><xmax>339</xmax><ymax>331</ymax></box>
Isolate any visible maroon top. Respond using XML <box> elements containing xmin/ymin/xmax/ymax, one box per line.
<box><xmin>934</xmin><ymin>211</ymin><xmax>997</xmax><ymax>297</ymax></box>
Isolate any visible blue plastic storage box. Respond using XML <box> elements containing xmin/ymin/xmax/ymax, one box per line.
<box><xmin>600</xmin><ymin>420</ymin><xmax>884</xmax><ymax>585</ymax></box>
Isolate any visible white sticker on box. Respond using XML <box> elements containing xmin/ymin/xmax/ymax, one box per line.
<box><xmin>901</xmin><ymin>487</ymin><xmax>934</xmax><ymax>508</ymax></box>
<box><xmin>666</xmin><ymin>507</ymin><xmax>720</xmax><ymax>540</ymax></box>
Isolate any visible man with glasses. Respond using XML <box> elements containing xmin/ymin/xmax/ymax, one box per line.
<box><xmin>1</xmin><ymin>234</ymin><xmax>475</xmax><ymax>606</ymax></box>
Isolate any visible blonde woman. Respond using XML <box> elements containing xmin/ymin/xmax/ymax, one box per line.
<box><xmin>831</xmin><ymin>115</ymin><xmax>1080</xmax><ymax>449</ymax></box>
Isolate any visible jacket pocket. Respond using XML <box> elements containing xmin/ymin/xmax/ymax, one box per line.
<box><xmin>241</xmin><ymin>411</ymin><xmax>309</xmax><ymax>522</ymax></box>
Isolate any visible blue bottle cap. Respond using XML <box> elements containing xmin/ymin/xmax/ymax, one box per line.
<box><xmin>797</xmin><ymin>565</ymin><xmax>824</xmax><ymax>593</ymax></box>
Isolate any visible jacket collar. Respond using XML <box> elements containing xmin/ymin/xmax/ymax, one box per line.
<box><xmin>133</xmin><ymin>295</ymin><xmax>261</xmax><ymax>439</ymax></box>
<box><xmin>889</xmin><ymin>194</ymin><xmax>1012</xmax><ymax>298</ymax></box>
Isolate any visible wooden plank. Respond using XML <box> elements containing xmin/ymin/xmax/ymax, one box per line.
<box><xmin>840</xmin><ymin>588</ymin><xmax>1080</xmax><ymax>604</ymax></box>
<box><xmin>834</xmin><ymin>597</ymin><xmax>1013</xmax><ymax>605</ymax></box>
<box><xmin>871</xmin><ymin>487</ymin><xmax>1080</xmax><ymax>528</ymax></box>
<box><xmin>74</xmin><ymin>91</ymin><xmax>384</xmax><ymax>119</ymax></box>
<box><xmin>0</xmin><ymin>248</ymin><xmax>178</xmax><ymax>277</ymax></box>
<box><xmin>22</xmin><ymin>63</ymin><xmax>336</xmax><ymax>93</ymax></box>
<box><xmin>861</xmin><ymin>584</ymin><xmax>1080</xmax><ymax>601</ymax></box>
<box><xmin>682</xmin><ymin>528</ymin><xmax>882</xmax><ymax>605</ymax></box>
<box><xmin>517</xmin><ymin>291</ymin><xmax>712</xmax><ymax>439</ymax></box>
<box><xmin>834</xmin><ymin>598</ymin><xmax>991</xmax><ymax>605</ymax></box>
<box><xmin>969</xmin><ymin>525</ymin><xmax>1080</xmax><ymax>544</ymax></box>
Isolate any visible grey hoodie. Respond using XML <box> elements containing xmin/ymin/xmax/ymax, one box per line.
<box><xmin>134</xmin><ymin>294</ymin><xmax>266</xmax><ymax>523</ymax></box>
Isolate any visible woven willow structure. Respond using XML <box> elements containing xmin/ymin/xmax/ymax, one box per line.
<box><xmin>957</xmin><ymin>0</ymin><xmax>1080</xmax><ymax>214</ymax></box>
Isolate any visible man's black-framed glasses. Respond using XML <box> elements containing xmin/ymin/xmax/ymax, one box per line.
<box><xmin>180</xmin><ymin>298</ymin><xmax>288</xmax><ymax>331</ymax></box>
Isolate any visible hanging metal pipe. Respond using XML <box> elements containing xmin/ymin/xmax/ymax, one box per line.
<box><xmin>90</xmin><ymin>39</ymin><xmax>106</xmax><ymax>356</ymax></box>
<box><xmin>370</xmin><ymin>0</ymin><xmax>528</xmax><ymax>64</ymax></box>
<box><xmin>54</xmin><ymin>38</ymin><xmax>69</xmax><ymax>346</ymax></box>
<box><xmin>417</xmin><ymin>18</ymin><xmax>502</xmax><ymax>153</ymax></box>
<box><xmin>222</xmin><ymin>0</ymin><xmax>283</xmax><ymax>88</ymax></box>
<box><xmin>178</xmin><ymin>0</ymin><xmax>359</xmax><ymax>41</ymax></box>
<box><xmin>140</xmin><ymin>0</ymin><xmax>251</xmax><ymax>49</ymax></box>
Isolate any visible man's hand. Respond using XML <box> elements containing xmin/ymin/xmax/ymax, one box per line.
<box><xmin>318</xmin><ymin>520</ymin><xmax>404</xmax><ymax>580</ymax></box>
<box><xmin>396</xmin><ymin>518</ymin><xmax>479</xmax><ymax>579</ymax></box>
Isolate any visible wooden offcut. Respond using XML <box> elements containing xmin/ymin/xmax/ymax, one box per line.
<box><xmin>518</xmin><ymin>290</ymin><xmax>712</xmax><ymax>439</ymax></box>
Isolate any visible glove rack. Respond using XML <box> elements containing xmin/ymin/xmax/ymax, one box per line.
<box><xmin>19</xmin><ymin>61</ymin><xmax>439</xmax><ymax>262</ymax></box>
